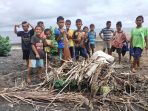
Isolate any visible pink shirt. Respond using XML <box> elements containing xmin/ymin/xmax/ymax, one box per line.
<box><xmin>112</xmin><ymin>31</ymin><xmax>127</xmax><ymax>48</ymax></box>
<box><xmin>40</xmin><ymin>32</ymin><xmax>46</xmax><ymax>38</ymax></box>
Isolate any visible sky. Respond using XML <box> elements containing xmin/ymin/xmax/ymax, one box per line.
<box><xmin>0</xmin><ymin>0</ymin><xmax>148</xmax><ymax>31</ymax></box>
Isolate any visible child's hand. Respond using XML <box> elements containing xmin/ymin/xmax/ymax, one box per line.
<box><xmin>15</xmin><ymin>24</ymin><xmax>20</xmax><ymax>28</ymax></box>
<box><xmin>36</xmin><ymin>54</ymin><xmax>40</xmax><ymax>59</ymax></box>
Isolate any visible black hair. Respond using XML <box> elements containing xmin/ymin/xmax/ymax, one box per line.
<box><xmin>90</xmin><ymin>24</ymin><xmax>95</xmax><ymax>27</ymax></box>
<box><xmin>22</xmin><ymin>21</ymin><xmax>27</xmax><ymax>25</ymax></box>
<box><xmin>83</xmin><ymin>26</ymin><xmax>88</xmax><ymax>30</ymax></box>
<box><xmin>106</xmin><ymin>21</ymin><xmax>111</xmax><ymax>24</ymax></box>
<box><xmin>35</xmin><ymin>25</ymin><xmax>43</xmax><ymax>31</ymax></box>
<box><xmin>136</xmin><ymin>15</ymin><xmax>144</xmax><ymax>22</ymax></box>
<box><xmin>37</xmin><ymin>21</ymin><xmax>44</xmax><ymax>25</ymax></box>
<box><xmin>44</xmin><ymin>28</ymin><xmax>52</xmax><ymax>35</ymax></box>
<box><xmin>57</xmin><ymin>16</ymin><xmax>64</xmax><ymax>22</ymax></box>
<box><xmin>65</xmin><ymin>20</ymin><xmax>71</xmax><ymax>23</ymax></box>
<box><xmin>76</xmin><ymin>19</ymin><xmax>82</xmax><ymax>23</ymax></box>
<box><xmin>116</xmin><ymin>21</ymin><xmax>122</xmax><ymax>27</ymax></box>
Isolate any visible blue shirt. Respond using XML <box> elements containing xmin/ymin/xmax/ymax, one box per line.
<box><xmin>55</xmin><ymin>28</ymin><xmax>64</xmax><ymax>48</ymax></box>
<box><xmin>88</xmin><ymin>31</ymin><xmax>96</xmax><ymax>44</ymax></box>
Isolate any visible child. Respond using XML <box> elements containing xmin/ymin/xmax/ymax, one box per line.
<box><xmin>27</xmin><ymin>26</ymin><xmax>45</xmax><ymax>83</ymax></box>
<box><xmin>83</xmin><ymin>26</ymin><xmax>90</xmax><ymax>57</ymax></box>
<box><xmin>110</xmin><ymin>21</ymin><xmax>127</xmax><ymax>64</ymax></box>
<box><xmin>73</xmin><ymin>19</ymin><xmax>88</xmax><ymax>60</ymax></box>
<box><xmin>130</xmin><ymin>15</ymin><xmax>148</xmax><ymax>73</ymax></box>
<box><xmin>37</xmin><ymin>21</ymin><xmax>46</xmax><ymax>38</ymax></box>
<box><xmin>65</xmin><ymin>20</ymin><xmax>74</xmax><ymax>58</ymax></box>
<box><xmin>55</xmin><ymin>16</ymin><xmax>71</xmax><ymax>61</ymax></box>
<box><xmin>14</xmin><ymin>21</ymin><xmax>34</xmax><ymax>67</ymax></box>
<box><xmin>99</xmin><ymin>21</ymin><xmax>114</xmax><ymax>54</ymax></box>
<box><xmin>88</xmin><ymin>24</ymin><xmax>96</xmax><ymax>55</ymax></box>
<box><xmin>44</xmin><ymin>28</ymin><xmax>54</xmax><ymax>62</ymax></box>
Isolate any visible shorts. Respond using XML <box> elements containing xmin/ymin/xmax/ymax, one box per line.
<box><xmin>103</xmin><ymin>40</ymin><xmax>111</xmax><ymax>49</ymax></box>
<box><xmin>111</xmin><ymin>46</ymin><xmax>122</xmax><ymax>54</ymax></box>
<box><xmin>132</xmin><ymin>47</ymin><xmax>143</xmax><ymax>59</ymax></box>
<box><xmin>29</xmin><ymin>59</ymin><xmax>44</xmax><ymax>68</ymax></box>
<box><xmin>90</xmin><ymin>44</ymin><xmax>95</xmax><ymax>49</ymax></box>
<box><xmin>75</xmin><ymin>47</ymin><xmax>88</xmax><ymax>60</ymax></box>
<box><xmin>22</xmin><ymin>50</ymin><xmax>30</xmax><ymax>60</ymax></box>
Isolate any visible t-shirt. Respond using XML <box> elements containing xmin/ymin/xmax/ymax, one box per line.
<box><xmin>131</xmin><ymin>27</ymin><xmax>148</xmax><ymax>49</ymax></box>
<box><xmin>17</xmin><ymin>29</ymin><xmax>34</xmax><ymax>50</ymax></box>
<box><xmin>73</xmin><ymin>30</ymin><xmax>85</xmax><ymax>47</ymax></box>
<box><xmin>29</xmin><ymin>35</ymin><xmax>45</xmax><ymax>59</ymax></box>
<box><xmin>67</xmin><ymin>29</ymin><xmax>74</xmax><ymax>47</ymax></box>
<box><xmin>88</xmin><ymin>31</ymin><xmax>96</xmax><ymax>44</ymax></box>
<box><xmin>111</xmin><ymin>31</ymin><xmax>127</xmax><ymax>48</ymax></box>
<box><xmin>100</xmin><ymin>27</ymin><xmax>114</xmax><ymax>41</ymax></box>
<box><xmin>55</xmin><ymin>28</ymin><xmax>64</xmax><ymax>49</ymax></box>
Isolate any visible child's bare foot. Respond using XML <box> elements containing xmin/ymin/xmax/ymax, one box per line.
<box><xmin>27</xmin><ymin>77</ymin><xmax>31</xmax><ymax>84</ymax></box>
<box><xmin>131</xmin><ymin>68</ymin><xmax>136</xmax><ymax>73</ymax></box>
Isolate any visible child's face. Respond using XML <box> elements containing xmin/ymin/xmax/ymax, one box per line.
<box><xmin>57</xmin><ymin>20</ymin><xmax>64</xmax><ymax>29</ymax></box>
<box><xmin>45</xmin><ymin>31</ymin><xmax>51</xmax><ymax>39</ymax></box>
<box><xmin>35</xmin><ymin>27</ymin><xmax>42</xmax><ymax>36</ymax></box>
<box><xmin>136</xmin><ymin>17</ymin><xmax>143</xmax><ymax>27</ymax></box>
<box><xmin>106</xmin><ymin>23</ymin><xmax>111</xmax><ymax>28</ymax></box>
<box><xmin>38</xmin><ymin>23</ymin><xmax>45</xmax><ymax>29</ymax></box>
<box><xmin>76</xmin><ymin>22</ymin><xmax>82</xmax><ymax>30</ymax></box>
<box><xmin>65</xmin><ymin>22</ymin><xmax>71</xmax><ymax>29</ymax></box>
<box><xmin>84</xmin><ymin>28</ymin><xmax>89</xmax><ymax>33</ymax></box>
<box><xmin>116</xmin><ymin>25</ymin><xmax>121</xmax><ymax>31</ymax></box>
<box><xmin>90</xmin><ymin>26</ymin><xmax>95</xmax><ymax>31</ymax></box>
<box><xmin>22</xmin><ymin>23</ymin><xmax>29</xmax><ymax>32</ymax></box>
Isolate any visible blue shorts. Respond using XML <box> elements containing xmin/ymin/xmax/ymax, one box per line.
<box><xmin>131</xmin><ymin>47</ymin><xmax>143</xmax><ymax>59</ymax></box>
<box><xmin>29</xmin><ymin>59</ymin><xmax>44</xmax><ymax>68</ymax></box>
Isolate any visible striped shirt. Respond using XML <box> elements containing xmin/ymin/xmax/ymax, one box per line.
<box><xmin>100</xmin><ymin>27</ymin><xmax>114</xmax><ymax>40</ymax></box>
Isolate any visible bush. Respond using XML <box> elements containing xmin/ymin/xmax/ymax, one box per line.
<box><xmin>0</xmin><ymin>35</ymin><xmax>11</xmax><ymax>56</ymax></box>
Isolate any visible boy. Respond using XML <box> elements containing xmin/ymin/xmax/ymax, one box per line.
<box><xmin>99</xmin><ymin>21</ymin><xmax>114</xmax><ymax>54</ymax></box>
<box><xmin>73</xmin><ymin>19</ymin><xmax>88</xmax><ymax>60</ymax></box>
<box><xmin>130</xmin><ymin>15</ymin><xmax>148</xmax><ymax>73</ymax></box>
<box><xmin>88</xmin><ymin>24</ymin><xmax>96</xmax><ymax>55</ymax></box>
<box><xmin>44</xmin><ymin>28</ymin><xmax>54</xmax><ymax>61</ymax></box>
<box><xmin>55</xmin><ymin>16</ymin><xmax>71</xmax><ymax>61</ymax></box>
<box><xmin>110</xmin><ymin>21</ymin><xmax>127</xmax><ymax>64</ymax></box>
<box><xmin>65</xmin><ymin>20</ymin><xmax>74</xmax><ymax>58</ymax></box>
<box><xmin>14</xmin><ymin>21</ymin><xmax>34</xmax><ymax>67</ymax></box>
<box><xmin>37</xmin><ymin>21</ymin><xmax>46</xmax><ymax>38</ymax></box>
<box><xmin>83</xmin><ymin>26</ymin><xmax>90</xmax><ymax>57</ymax></box>
<box><xmin>27</xmin><ymin>26</ymin><xmax>45</xmax><ymax>83</ymax></box>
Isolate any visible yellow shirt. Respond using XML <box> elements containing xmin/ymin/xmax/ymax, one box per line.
<box><xmin>67</xmin><ymin>29</ymin><xmax>74</xmax><ymax>47</ymax></box>
<box><xmin>44</xmin><ymin>39</ymin><xmax>52</xmax><ymax>53</ymax></box>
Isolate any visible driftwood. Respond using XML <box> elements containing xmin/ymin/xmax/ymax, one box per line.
<box><xmin>0</xmin><ymin>52</ymin><xmax>148</xmax><ymax>111</ymax></box>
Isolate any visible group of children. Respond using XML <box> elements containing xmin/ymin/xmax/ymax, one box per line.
<box><xmin>14</xmin><ymin>15</ymin><xmax>148</xmax><ymax>83</ymax></box>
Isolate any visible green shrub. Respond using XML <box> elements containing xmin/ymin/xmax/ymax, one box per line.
<box><xmin>0</xmin><ymin>35</ymin><xmax>11</xmax><ymax>56</ymax></box>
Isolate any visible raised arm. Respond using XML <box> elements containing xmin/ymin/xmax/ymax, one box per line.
<box><xmin>14</xmin><ymin>24</ymin><xmax>20</xmax><ymax>34</ymax></box>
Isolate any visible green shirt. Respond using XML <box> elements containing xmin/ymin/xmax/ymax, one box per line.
<box><xmin>131</xmin><ymin>27</ymin><xmax>148</xmax><ymax>49</ymax></box>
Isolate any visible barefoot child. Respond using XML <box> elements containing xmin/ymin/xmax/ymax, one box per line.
<box><xmin>110</xmin><ymin>21</ymin><xmax>127</xmax><ymax>64</ymax></box>
<box><xmin>99</xmin><ymin>21</ymin><xmax>114</xmax><ymax>54</ymax></box>
<box><xmin>130</xmin><ymin>15</ymin><xmax>148</xmax><ymax>73</ymax></box>
<box><xmin>55</xmin><ymin>16</ymin><xmax>71</xmax><ymax>62</ymax></box>
<box><xmin>27</xmin><ymin>26</ymin><xmax>46</xmax><ymax>83</ymax></box>
<box><xmin>73</xmin><ymin>19</ymin><xmax>88</xmax><ymax>60</ymax></box>
<box><xmin>83</xmin><ymin>26</ymin><xmax>90</xmax><ymax>57</ymax></box>
<box><xmin>14</xmin><ymin>21</ymin><xmax>34</xmax><ymax>67</ymax></box>
<box><xmin>65</xmin><ymin>20</ymin><xmax>74</xmax><ymax>58</ymax></box>
<box><xmin>88</xmin><ymin>24</ymin><xmax>96</xmax><ymax>55</ymax></box>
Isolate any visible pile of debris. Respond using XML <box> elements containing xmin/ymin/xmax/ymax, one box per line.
<box><xmin>0</xmin><ymin>51</ymin><xmax>148</xmax><ymax>111</ymax></box>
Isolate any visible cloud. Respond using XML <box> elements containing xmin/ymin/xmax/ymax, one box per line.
<box><xmin>0</xmin><ymin>0</ymin><xmax>148</xmax><ymax>31</ymax></box>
